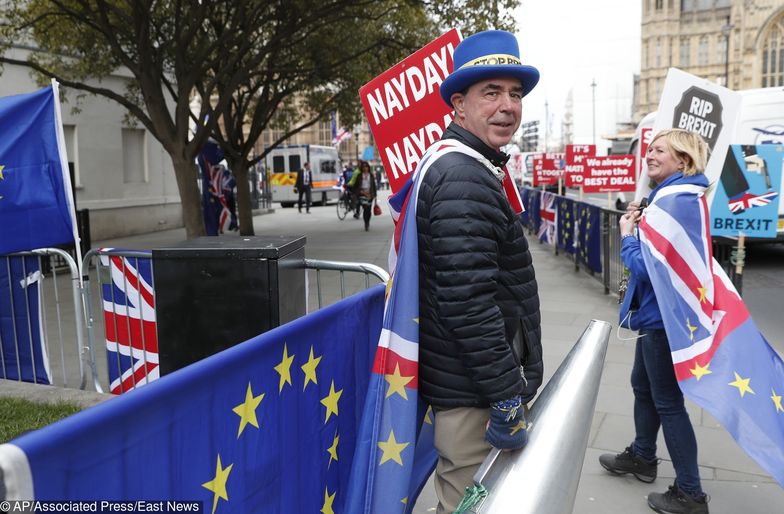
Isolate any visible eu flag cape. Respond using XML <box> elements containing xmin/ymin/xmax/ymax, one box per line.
<box><xmin>638</xmin><ymin>181</ymin><xmax>784</xmax><ymax>486</ymax></box>
<box><xmin>345</xmin><ymin>139</ymin><xmax>524</xmax><ymax>513</ymax></box>
<box><xmin>0</xmin><ymin>83</ymin><xmax>78</xmax><ymax>254</ymax></box>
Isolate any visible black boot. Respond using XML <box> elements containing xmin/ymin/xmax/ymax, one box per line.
<box><xmin>647</xmin><ymin>483</ymin><xmax>709</xmax><ymax>514</ymax></box>
<box><xmin>599</xmin><ymin>446</ymin><xmax>658</xmax><ymax>483</ymax></box>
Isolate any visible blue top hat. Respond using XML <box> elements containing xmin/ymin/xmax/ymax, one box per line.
<box><xmin>439</xmin><ymin>30</ymin><xmax>540</xmax><ymax>107</ymax></box>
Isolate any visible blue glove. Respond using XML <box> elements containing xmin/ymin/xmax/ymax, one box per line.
<box><xmin>485</xmin><ymin>396</ymin><xmax>528</xmax><ymax>450</ymax></box>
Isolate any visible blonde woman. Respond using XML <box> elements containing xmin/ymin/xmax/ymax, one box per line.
<box><xmin>600</xmin><ymin>129</ymin><xmax>710</xmax><ymax>514</ymax></box>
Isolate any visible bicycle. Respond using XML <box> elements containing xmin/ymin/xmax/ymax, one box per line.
<box><xmin>336</xmin><ymin>190</ymin><xmax>353</xmax><ymax>220</ymax></box>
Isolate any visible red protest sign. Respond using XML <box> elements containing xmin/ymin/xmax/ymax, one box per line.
<box><xmin>582</xmin><ymin>154</ymin><xmax>636</xmax><ymax>193</ymax></box>
<box><xmin>359</xmin><ymin>29</ymin><xmax>462</xmax><ymax>193</ymax></box>
<box><xmin>637</xmin><ymin>127</ymin><xmax>654</xmax><ymax>180</ymax></box>
<box><xmin>534</xmin><ymin>152</ymin><xmax>563</xmax><ymax>186</ymax></box>
<box><xmin>564</xmin><ymin>144</ymin><xmax>596</xmax><ymax>187</ymax></box>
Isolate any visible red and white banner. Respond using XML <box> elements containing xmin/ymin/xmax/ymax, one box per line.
<box><xmin>360</xmin><ymin>29</ymin><xmax>462</xmax><ymax>193</ymax></box>
<box><xmin>582</xmin><ymin>154</ymin><xmax>636</xmax><ymax>193</ymax></box>
<box><xmin>564</xmin><ymin>144</ymin><xmax>596</xmax><ymax>187</ymax></box>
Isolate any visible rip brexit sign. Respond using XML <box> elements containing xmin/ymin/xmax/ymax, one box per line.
<box><xmin>360</xmin><ymin>29</ymin><xmax>461</xmax><ymax>193</ymax></box>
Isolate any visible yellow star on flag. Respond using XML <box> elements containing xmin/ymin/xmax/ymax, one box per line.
<box><xmin>697</xmin><ymin>285</ymin><xmax>708</xmax><ymax>303</ymax></box>
<box><xmin>320</xmin><ymin>380</ymin><xmax>343</xmax><ymax>423</ymax></box>
<box><xmin>301</xmin><ymin>346</ymin><xmax>322</xmax><ymax>390</ymax></box>
<box><xmin>327</xmin><ymin>431</ymin><xmax>339</xmax><ymax>466</ymax></box>
<box><xmin>385</xmin><ymin>363</ymin><xmax>414</xmax><ymax>400</ymax></box>
<box><xmin>424</xmin><ymin>405</ymin><xmax>433</xmax><ymax>425</ymax></box>
<box><xmin>232</xmin><ymin>383</ymin><xmax>264</xmax><ymax>438</ymax></box>
<box><xmin>509</xmin><ymin>419</ymin><xmax>527</xmax><ymax>436</ymax></box>
<box><xmin>772</xmin><ymin>389</ymin><xmax>784</xmax><ymax>413</ymax></box>
<box><xmin>402</xmin><ymin>498</ymin><xmax>408</xmax><ymax>505</ymax></box>
<box><xmin>0</xmin><ymin>164</ymin><xmax>5</xmax><ymax>180</ymax></box>
<box><xmin>202</xmin><ymin>454</ymin><xmax>233</xmax><ymax>514</ymax></box>
<box><xmin>728</xmin><ymin>372</ymin><xmax>755</xmax><ymax>398</ymax></box>
<box><xmin>273</xmin><ymin>343</ymin><xmax>295</xmax><ymax>393</ymax></box>
<box><xmin>378</xmin><ymin>429</ymin><xmax>409</xmax><ymax>466</ymax></box>
<box><xmin>690</xmin><ymin>361</ymin><xmax>712</xmax><ymax>381</ymax></box>
<box><xmin>686</xmin><ymin>318</ymin><xmax>698</xmax><ymax>342</ymax></box>
<box><xmin>320</xmin><ymin>487</ymin><xmax>336</xmax><ymax>514</ymax></box>
<box><xmin>413</xmin><ymin>317</ymin><xmax>419</xmax><ymax>324</ymax></box>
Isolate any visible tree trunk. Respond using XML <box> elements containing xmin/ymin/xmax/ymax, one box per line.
<box><xmin>170</xmin><ymin>154</ymin><xmax>207</xmax><ymax>239</ymax></box>
<box><xmin>232</xmin><ymin>162</ymin><xmax>255</xmax><ymax>236</ymax></box>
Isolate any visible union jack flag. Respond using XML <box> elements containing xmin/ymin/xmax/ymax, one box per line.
<box><xmin>332</xmin><ymin>127</ymin><xmax>351</xmax><ymax>147</ymax></box>
<box><xmin>99</xmin><ymin>249</ymin><xmax>159</xmax><ymax>395</ymax></box>
<box><xmin>638</xmin><ymin>182</ymin><xmax>784</xmax><ymax>487</ymax></box>
<box><xmin>538</xmin><ymin>191</ymin><xmax>557</xmax><ymax>244</ymax></box>
<box><xmin>727</xmin><ymin>190</ymin><xmax>779</xmax><ymax>213</ymax></box>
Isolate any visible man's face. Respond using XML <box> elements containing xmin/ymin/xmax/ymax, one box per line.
<box><xmin>451</xmin><ymin>77</ymin><xmax>523</xmax><ymax>150</ymax></box>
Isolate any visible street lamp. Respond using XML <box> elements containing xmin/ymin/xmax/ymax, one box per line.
<box><xmin>590</xmin><ymin>79</ymin><xmax>597</xmax><ymax>146</ymax></box>
<box><xmin>721</xmin><ymin>17</ymin><xmax>735</xmax><ymax>88</ymax></box>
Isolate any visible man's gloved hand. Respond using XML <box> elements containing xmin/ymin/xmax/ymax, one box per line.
<box><xmin>485</xmin><ymin>396</ymin><xmax>528</xmax><ymax>450</ymax></box>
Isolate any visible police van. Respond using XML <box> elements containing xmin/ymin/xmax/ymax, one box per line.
<box><xmin>627</xmin><ymin>86</ymin><xmax>784</xmax><ymax>240</ymax></box>
<box><xmin>267</xmin><ymin>145</ymin><xmax>341</xmax><ymax>207</ymax></box>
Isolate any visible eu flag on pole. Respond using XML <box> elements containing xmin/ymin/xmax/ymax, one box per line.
<box><xmin>556</xmin><ymin>196</ymin><xmax>575</xmax><ymax>254</ymax></box>
<box><xmin>577</xmin><ymin>203</ymin><xmax>601</xmax><ymax>273</ymax></box>
<box><xmin>0</xmin><ymin>83</ymin><xmax>78</xmax><ymax>254</ymax></box>
<box><xmin>639</xmin><ymin>181</ymin><xmax>784</xmax><ymax>486</ymax></box>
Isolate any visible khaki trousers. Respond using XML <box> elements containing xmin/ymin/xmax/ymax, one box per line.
<box><xmin>433</xmin><ymin>406</ymin><xmax>492</xmax><ymax>514</ymax></box>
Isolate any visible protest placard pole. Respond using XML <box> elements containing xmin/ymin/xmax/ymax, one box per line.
<box><xmin>607</xmin><ymin>192</ymin><xmax>612</xmax><ymax>209</ymax></box>
<box><xmin>732</xmin><ymin>232</ymin><xmax>746</xmax><ymax>295</ymax></box>
<box><xmin>558</xmin><ymin>177</ymin><xmax>563</xmax><ymax>196</ymax></box>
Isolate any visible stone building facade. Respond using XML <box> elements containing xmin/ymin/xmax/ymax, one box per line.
<box><xmin>638</xmin><ymin>0</ymin><xmax>784</xmax><ymax>119</ymax></box>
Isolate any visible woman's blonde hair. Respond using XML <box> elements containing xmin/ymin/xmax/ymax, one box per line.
<box><xmin>649</xmin><ymin>128</ymin><xmax>709</xmax><ymax>176</ymax></box>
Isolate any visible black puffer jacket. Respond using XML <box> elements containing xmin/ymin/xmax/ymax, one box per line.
<box><xmin>416</xmin><ymin>123</ymin><xmax>542</xmax><ymax>407</ymax></box>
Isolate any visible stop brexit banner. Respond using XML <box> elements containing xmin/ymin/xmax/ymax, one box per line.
<box><xmin>533</xmin><ymin>153</ymin><xmax>563</xmax><ymax>186</ymax></box>
<box><xmin>360</xmin><ymin>29</ymin><xmax>462</xmax><ymax>193</ymax></box>
<box><xmin>582</xmin><ymin>154</ymin><xmax>636</xmax><ymax>193</ymax></box>
<box><xmin>564</xmin><ymin>144</ymin><xmax>596</xmax><ymax>187</ymax></box>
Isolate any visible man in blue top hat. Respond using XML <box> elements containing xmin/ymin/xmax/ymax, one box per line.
<box><xmin>416</xmin><ymin>30</ymin><xmax>543</xmax><ymax>512</ymax></box>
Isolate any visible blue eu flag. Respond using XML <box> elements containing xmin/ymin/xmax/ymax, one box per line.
<box><xmin>0</xmin><ymin>84</ymin><xmax>77</xmax><ymax>254</ymax></box>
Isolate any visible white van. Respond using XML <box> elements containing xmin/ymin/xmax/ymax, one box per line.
<box><xmin>267</xmin><ymin>144</ymin><xmax>341</xmax><ymax>207</ymax></box>
<box><xmin>626</xmin><ymin>87</ymin><xmax>784</xmax><ymax>240</ymax></box>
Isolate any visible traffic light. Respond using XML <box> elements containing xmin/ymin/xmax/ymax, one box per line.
<box><xmin>521</xmin><ymin>121</ymin><xmax>539</xmax><ymax>151</ymax></box>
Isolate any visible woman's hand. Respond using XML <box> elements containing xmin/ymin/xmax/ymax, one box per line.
<box><xmin>619</xmin><ymin>210</ymin><xmax>640</xmax><ymax>236</ymax></box>
<box><xmin>626</xmin><ymin>200</ymin><xmax>641</xmax><ymax>216</ymax></box>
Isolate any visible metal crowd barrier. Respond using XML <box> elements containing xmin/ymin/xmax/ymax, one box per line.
<box><xmin>0</xmin><ymin>248</ymin><xmax>89</xmax><ymax>390</ymax></box>
<box><xmin>304</xmin><ymin>258</ymin><xmax>389</xmax><ymax>310</ymax></box>
<box><xmin>3</xmin><ymin>246</ymin><xmax>388</xmax><ymax>394</ymax></box>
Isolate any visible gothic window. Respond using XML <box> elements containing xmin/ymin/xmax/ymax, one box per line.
<box><xmin>717</xmin><ymin>35</ymin><xmax>727</xmax><ymax>65</ymax></box>
<box><xmin>698</xmin><ymin>35</ymin><xmax>709</xmax><ymax>66</ymax></box>
<box><xmin>680</xmin><ymin>38</ymin><xmax>691</xmax><ymax>67</ymax></box>
<box><xmin>656</xmin><ymin>38</ymin><xmax>662</xmax><ymax>67</ymax></box>
<box><xmin>762</xmin><ymin>17</ymin><xmax>784</xmax><ymax>87</ymax></box>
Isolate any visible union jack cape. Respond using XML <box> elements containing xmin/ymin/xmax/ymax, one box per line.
<box><xmin>345</xmin><ymin>139</ymin><xmax>523</xmax><ymax>513</ymax></box>
<box><xmin>638</xmin><ymin>181</ymin><xmax>784</xmax><ymax>486</ymax></box>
